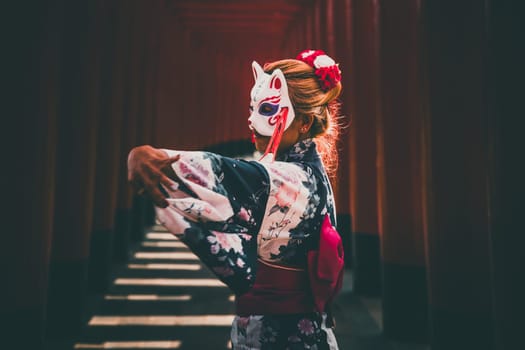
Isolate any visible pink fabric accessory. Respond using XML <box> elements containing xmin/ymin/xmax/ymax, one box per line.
<box><xmin>296</xmin><ymin>50</ymin><xmax>342</xmax><ymax>92</ymax></box>
<box><xmin>307</xmin><ymin>214</ymin><xmax>345</xmax><ymax>312</ymax></box>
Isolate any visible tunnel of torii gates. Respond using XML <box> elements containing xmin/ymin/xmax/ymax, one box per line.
<box><xmin>4</xmin><ymin>0</ymin><xmax>521</xmax><ymax>349</ymax></box>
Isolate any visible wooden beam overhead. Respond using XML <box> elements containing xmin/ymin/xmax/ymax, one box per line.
<box><xmin>170</xmin><ymin>0</ymin><xmax>306</xmax><ymax>14</ymax></box>
<box><xmin>166</xmin><ymin>0</ymin><xmax>309</xmax><ymax>41</ymax></box>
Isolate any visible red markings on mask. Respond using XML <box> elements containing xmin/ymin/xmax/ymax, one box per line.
<box><xmin>270</xmin><ymin>76</ymin><xmax>282</xmax><ymax>90</ymax></box>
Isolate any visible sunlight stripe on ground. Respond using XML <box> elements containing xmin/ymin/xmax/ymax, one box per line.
<box><xmin>127</xmin><ymin>263</ymin><xmax>201</xmax><ymax>271</ymax></box>
<box><xmin>114</xmin><ymin>278</ymin><xmax>225</xmax><ymax>287</ymax></box>
<box><xmin>142</xmin><ymin>241</ymin><xmax>186</xmax><ymax>248</ymax></box>
<box><xmin>134</xmin><ymin>252</ymin><xmax>198</xmax><ymax>260</ymax></box>
<box><xmin>104</xmin><ymin>294</ymin><xmax>191</xmax><ymax>301</ymax></box>
<box><xmin>88</xmin><ymin>315</ymin><xmax>235</xmax><ymax>326</ymax></box>
<box><xmin>146</xmin><ymin>233</ymin><xmax>177</xmax><ymax>240</ymax></box>
<box><xmin>74</xmin><ymin>340</ymin><xmax>181</xmax><ymax>349</ymax></box>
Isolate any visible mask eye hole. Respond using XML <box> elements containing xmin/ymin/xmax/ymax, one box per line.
<box><xmin>258</xmin><ymin>103</ymin><xmax>278</xmax><ymax>116</ymax></box>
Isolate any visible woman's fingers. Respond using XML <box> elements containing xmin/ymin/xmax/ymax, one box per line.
<box><xmin>158</xmin><ymin>155</ymin><xmax>181</xmax><ymax>195</ymax></box>
<box><xmin>144</xmin><ymin>182</ymin><xmax>169</xmax><ymax>208</ymax></box>
<box><xmin>160</xmin><ymin>173</ymin><xmax>177</xmax><ymax>192</ymax></box>
<box><xmin>127</xmin><ymin>146</ymin><xmax>181</xmax><ymax>207</ymax></box>
<box><xmin>140</xmin><ymin>167</ymin><xmax>168</xmax><ymax>206</ymax></box>
<box><xmin>167</xmin><ymin>154</ymin><xmax>180</xmax><ymax>164</ymax></box>
<box><xmin>141</xmin><ymin>165</ymin><xmax>178</xmax><ymax>208</ymax></box>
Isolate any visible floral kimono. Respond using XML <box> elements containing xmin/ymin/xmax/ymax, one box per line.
<box><xmin>157</xmin><ymin>139</ymin><xmax>339</xmax><ymax>350</ymax></box>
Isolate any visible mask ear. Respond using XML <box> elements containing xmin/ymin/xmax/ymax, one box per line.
<box><xmin>268</xmin><ymin>68</ymin><xmax>289</xmax><ymax>96</ymax></box>
<box><xmin>252</xmin><ymin>61</ymin><xmax>265</xmax><ymax>81</ymax></box>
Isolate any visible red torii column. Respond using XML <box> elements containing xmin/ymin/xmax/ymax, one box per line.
<box><xmin>423</xmin><ymin>1</ymin><xmax>495</xmax><ymax>348</ymax></box>
<box><xmin>128</xmin><ymin>1</ymin><xmax>159</xmax><ymax>244</ymax></box>
<box><xmin>378</xmin><ymin>0</ymin><xmax>428</xmax><ymax>342</ymax></box>
<box><xmin>330</xmin><ymin>0</ymin><xmax>354</xmax><ymax>268</ymax></box>
<box><xmin>46</xmin><ymin>0</ymin><xmax>101</xmax><ymax>337</ymax></box>
<box><xmin>113</xmin><ymin>1</ymin><xmax>143</xmax><ymax>262</ymax></box>
<box><xmin>3</xmin><ymin>2</ymin><xmax>61</xmax><ymax>347</ymax></box>
<box><xmin>487</xmin><ymin>2</ymin><xmax>522</xmax><ymax>348</ymax></box>
<box><xmin>154</xmin><ymin>16</ymin><xmax>187</xmax><ymax>149</ymax></box>
<box><xmin>139</xmin><ymin>0</ymin><xmax>164</xmax><ymax>227</ymax></box>
<box><xmin>88</xmin><ymin>0</ymin><xmax>124</xmax><ymax>293</ymax></box>
<box><xmin>348</xmin><ymin>0</ymin><xmax>382</xmax><ymax>296</ymax></box>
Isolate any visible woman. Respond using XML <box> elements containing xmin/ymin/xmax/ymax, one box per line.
<box><xmin>128</xmin><ymin>50</ymin><xmax>345</xmax><ymax>349</ymax></box>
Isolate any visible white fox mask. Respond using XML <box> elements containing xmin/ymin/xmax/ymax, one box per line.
<box><xmin>248</xmin><ymin>61</ymin><xmax>295</xmax><ymax>137</ymax></box>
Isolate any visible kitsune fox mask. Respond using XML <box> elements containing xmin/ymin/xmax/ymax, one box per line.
<box><xmin>248</xmin><ymin>61</ymin><xmax>295</xmax><ymax>137</ymax></box>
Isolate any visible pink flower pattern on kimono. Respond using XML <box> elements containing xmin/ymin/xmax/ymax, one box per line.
<box><xmin>237</xmin><ymin>207</ymin><xmax>251</xmax><ymax>222</ymax></box>
<box><xmin>236</xmin><ymin>257</ymin><xmax>246</xmax><ymax>268</ymax></box>
<box><xmin>298</xmin><ymin>318</ymin><xmax>315</xmax><ymax>336</ymax></box>
<box><xmin>269</xmin><ymin>166</ymin><xmax>300</xmax><ymax>186</ymax></box>
<box><xmin>218</xmin><ymin>233</ymin><xmax>244</xmax><ymax>253</ymax></box>
<box><xmin>274</xmin><ymin>183</ymin><xmax>299</xmax><ymax>209</ymax></box>
<box><xmin>249</xmin><ymin>313</ymin><xmax>332</xmax><ymax>349</ymax></box>
<box><xmin>207</xmin><ymin>232</ymin><xmax>244</xmax><ymax>254</ymax></box>
<box><xmin>178</xmin><ymin>160</ymin><xmax>211</xmax><ymax>187</ymax></box>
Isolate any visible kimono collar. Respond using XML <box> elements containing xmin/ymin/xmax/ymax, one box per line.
<box><xmin>277</xmin><ymin>138</ymin><xmax>320</xmax><ymax>164</ymax></box>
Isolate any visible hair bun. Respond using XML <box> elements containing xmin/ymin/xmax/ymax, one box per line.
<box><xmin>296</xmin><ymin>50</ymin><xmax>342</xmax><ymax>92</ymax></box>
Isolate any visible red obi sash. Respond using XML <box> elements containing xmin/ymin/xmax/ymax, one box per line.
<box><xmin>236</xmin><ymin>215</ymin><xmax>344</xmax><ymax>315</ymax></box>
<box><xmin>235</xmin><ymin>259</ymin><xmax>314</xmax><ymax>316</ymax></box>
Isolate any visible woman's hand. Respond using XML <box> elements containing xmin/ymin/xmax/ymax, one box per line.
<box><xmin>127</xmin><ymin>145</ymin><xmax>180</xmax><ymax>207</ymax></box>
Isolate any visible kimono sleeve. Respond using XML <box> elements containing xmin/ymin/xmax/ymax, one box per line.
<box><xmin>156</xmin><ymin>149</ymin><xmax>269</xmax><ymax>235</ymax></box>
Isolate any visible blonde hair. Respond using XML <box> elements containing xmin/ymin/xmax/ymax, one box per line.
<box><xmin>263</xmin><ymin>59</ymin><xmax>342</xmax><ymax>177</ymax></box>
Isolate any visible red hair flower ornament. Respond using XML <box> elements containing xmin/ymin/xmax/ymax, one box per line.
<box><xmin>296</xmin><ymin>50</ymin><xmax>342</xmax><ymax>91</ymax></box>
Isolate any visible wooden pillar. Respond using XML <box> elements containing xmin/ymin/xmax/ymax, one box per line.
<box><xmin>88</xmin><ymin>0</ymin><xmax>122</xmax><ymax>293</ymax></box>
<box><xmin>323</xmin><ymin>0</ymin><xmax>336</xmax><ymax>54</ymax></box>
<box><xmin>2</xmin><ymin>2</ymin><xmax>60</xmax><ymax>347</ymax></box>
<box><xmin>46</xmin><ymin>0</ymin><xmax>100</xmax><ymax>337</ymax></box>
<box><xmin>215</xmin><ymin>52</ymin><xmax>230</xmax><ymax>147</ymax></box>
<box><xmin>113</xmin><ymin>1</ymin><xmax>139</xmax><ymax>262</ymax></box>
<box><xmin>423</xmin><ymin>1</ymin><xmax>494</xmax><ymax>348</ymax></box>
<box><xmin>140</xmin><ymin>1</ymin><xmax>163</xmax><ymax>227</ymax></box>
<box><xmin>174</xmin><ymin>29</ymin><xmax>193</xmax><ymax>149</ymax></box>
<box><xmin>281</xmin><ymin>12</ymin><xmax>301</xmax><ymax>56</ymax></box>
<box><xmin>378</xmin><ymin>0</ymin><xmax>428</xmax><ymax>342</ymax></box>
<box><xmin>349</xmin><ymin>0</ymin><xmax>381</xmax><ymax>296</ymax></box>
<box><xmin>487</xmin><ymin>3</ymin><xmax>522</xmax><ymax>349</ymax></box>
<box><xmin>304</xmin><ymin>4</ymin><xmax>314</xmax><ymax>48</ymax></box>
<box><xmin>332</xmin><ymin>0</ymin><xmax>354</xmax><ymax>268</ymax></box>
<box><xmin>154</xmin><ymin>11</ymin><xmax>186</xmax><ymax>149</ymax></box>
<box><xmin>312</xmin><ymin>0</ymin><xmax>324</xmax><ymax>49</ymax></box>
<box><xmin>129</xmin><ymin>1</ymin><xmax>156</xmax><ymax>244</ymax></box>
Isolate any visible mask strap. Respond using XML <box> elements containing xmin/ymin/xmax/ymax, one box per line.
<box><xmin>260</xmin><ymin>107</ymin><xmax>289</xmax><ymax>161</ymax></box>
